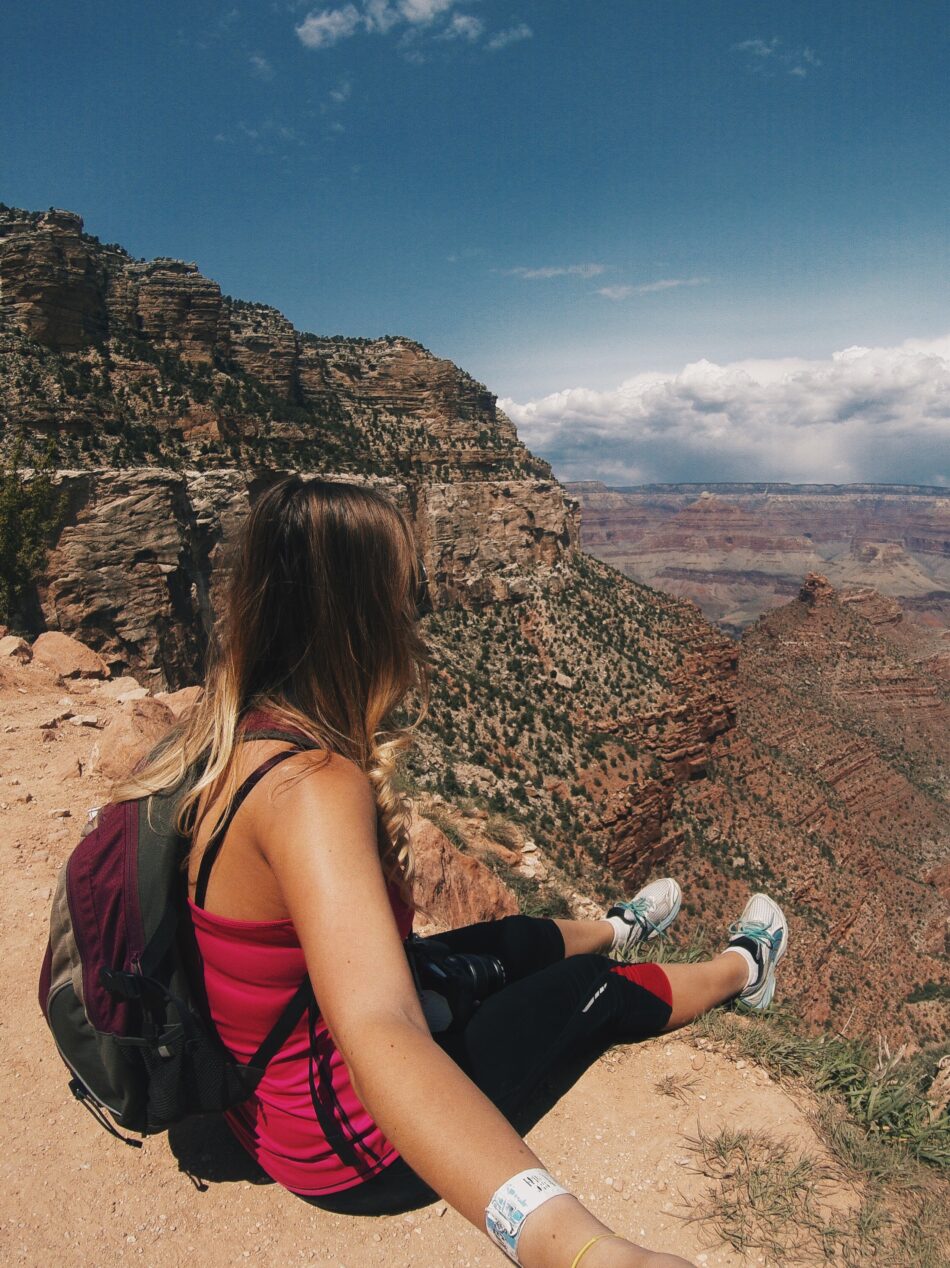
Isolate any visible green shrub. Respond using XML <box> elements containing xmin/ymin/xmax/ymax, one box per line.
<box><xmin>0</xmin><ymin>437</ymin><xmax>66</xmax><ymax>634</ymax></box>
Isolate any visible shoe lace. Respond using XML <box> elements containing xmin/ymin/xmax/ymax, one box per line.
<box><xmin>619</xmin><ymin>897</ymin><xmax>664</xmax><ymax>939</ymax></box>
<box><xmin>728</xmin><ymin>918</ymin><xmax>782</xmax><ymax>956</ymax></box>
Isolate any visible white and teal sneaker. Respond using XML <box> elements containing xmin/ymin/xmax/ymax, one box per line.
<box><xmin>606</xmin><ymin>878</ymin><xmax>682</xmax><ymax>961</ymax></box>
<box><xmin>727</xmin><ymin>893</ymin><xmax>788</xmax><ymax>1010</ymax></box>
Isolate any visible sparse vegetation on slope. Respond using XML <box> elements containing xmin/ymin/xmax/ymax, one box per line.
<box><xmin>0</xmin><ymin>435</ymin><xmax>66</xmax><ymax>633</ymax></box>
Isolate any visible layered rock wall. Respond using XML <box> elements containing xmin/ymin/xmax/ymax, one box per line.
<box><xmin>570</xmin><ymin>482</ymin><xmax>950</xmax><ymax>632</ymax></box>
<box><xmin>38</xmin><ymin>468</ymin><xmax>579</xmax><ymax>686</ymax></box>
<box><xmin>0</xmin><ymin>210</ymin><xmax>111</xmax><ymax>351</ymax></box>
<box><xmin>0</xmin><ymin>207</ymin><xmax>544</xmax><ymax>481</ymax></box>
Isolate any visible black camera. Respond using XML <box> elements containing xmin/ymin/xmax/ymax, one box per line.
<box><xmin>405</xmin><ymin>935</ymin><xmax>507</xmax><ymax>1034</ymax></box>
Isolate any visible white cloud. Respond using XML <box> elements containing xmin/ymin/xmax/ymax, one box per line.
<box><xmin>440</xmin><ymin>13</ymin><xmax>483</xmax><ymax>41</ymax></box>
<box><xmin>734</xmin><ymin>37</ymin><xmax>778</xmax><ymax>58</ymax></box>
<box><xmin>216</xmin><ymin>116</ymin><xmax>305</xmax><ymax>151</ymax></box>
<box><xmin>296</xmin><ymin>0</ymin><xmax>499</xmax><ymax>50</ymax></box>
<box><xmin>363</xmin><ymin>0</ymin><xmax>400</xmax><ymax>33</ymax></box>
<box><xmin>487</xmin><ymin>23</ymin><xmax>533</xmax><ymax>51</ymax></box>
<box><xmin>598</xmin><ymin>277</ymin><xmax>709</xmax><ymax>300</ymax></box>
<box><xmin>499</xmin><ymin>335</ymin><xmax>950</xmax><ymax>485</ymax></box>
<box><xmin>734</xmin><ymin>36</ymin><xmax>822</xmax><ymax>77</ymax></box>
<box><xmin>329</xmin><ymin>78</ymin><xmax>352</xmax><ymax>102</ymax></box>
<box><xmin>249</xmin><ymin>54</ymin><xmax>274</xmax><ymax>80</ymax></box>
<box><xmin>295</xmin><ymin>6</ymin><xmax>362</xmax><ymax>48</ymax></box>
<box><xmin>503</xmin><ymin>263</ymin><xmax>606</xmax><ymax>280</ymax></box>
<box><xmin>399</xmin><ymin>0</ymin><xmax>456</xmax><ymax>24</ymax></box>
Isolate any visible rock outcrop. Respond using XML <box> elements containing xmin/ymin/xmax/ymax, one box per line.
<box><xmin>410</xmin><ymin>814</ymin><xmax>520</xmax><ymax>929</ymax></box>
<box><xmin>132</xmin><ymin>259</ymin><xmax>229</xmax><ymax>364</ymax></box>
<box><xmin>0</xmin><ymin>206</ymin><xmax>548</xmax><ymax>482</ymax></box>
<box><xmin>0</xmin><ymin>209</ymin><xmax>111</xmax><ymax>351</ymax></box>
<box><xmin>36</xmin><ymin>468</ymin><xmax>578</xmax><ymax>685</ymax></box>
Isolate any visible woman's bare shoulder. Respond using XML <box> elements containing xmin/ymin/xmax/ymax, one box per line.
<box><xmin>271</xmin><ymin>746</ymin><xmax>373</xmax><ymax>795</ymax></box>
<box><xmin>247</xmin><ymin>744</ymin><xmax>376</xmax><ymax>852</ymax></box>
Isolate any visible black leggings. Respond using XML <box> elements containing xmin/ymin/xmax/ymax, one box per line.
<box><xmin>302</xmin><ymin>914</ymin><xmax>672</xmax><ymax>1216</ymax></box>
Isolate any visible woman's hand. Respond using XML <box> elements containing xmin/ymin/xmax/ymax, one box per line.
<box><xmin>516</xmin><ymin>1205</ymin><xmax>696</xmax><ymax>1267</ymax></box>
<box><xmin>577</xmin><ymin>1238</ymin><xmax>694</xmax><ymax>1268</ymax></box>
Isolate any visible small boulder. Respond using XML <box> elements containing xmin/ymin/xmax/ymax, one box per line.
<box><xmin>153</xmin><ymin>685</ymin><xmax>203</xmax><ymax>718</ymax></box>
<box><xmin>32</xmin><ymin>632</ymin><xmax>111</xmax><ymax>680</ymax></box>
<box><xmin>0</xmin><ymin>635</ymin><xmax>32</xmax><ymax>664</ymax></box>
<box><xmin>96</xmin><ymin>698</ymin><xmax>177</xmax><ymax>781</ymax></box>
<box><xmin>38</xmin><ymin>707</ymin><xmax>74</xmax><ymax>729</ymax></box>
<box><xmin>98</xmin><ymin>675</ymin><xmax>146</xmax><ymax>701</ymax></box>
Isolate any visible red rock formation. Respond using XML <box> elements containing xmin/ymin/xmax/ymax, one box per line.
<box><xmin>131</xmin><ymin>259</ymin><xmax>228</xmax><ymax>364</ymax></box>
<box><xmin>225</xmin><ymin>303</ymin><xmax>299</xmax><ymax>397</ymax></box>
<box><xmin>95</xmin><ymin>697</ymin><xmax>177</xmax><ymax>781</ymax></box>
<box><xmin>0</xmin><ymin>210</ymin><xmax>109</xmax><ymax>350</ymax></box>
<box><xmin>410</xmin><ymin>814</ymin><xmax>519</xmax><ymax>930</ymax></box>
<box><xmin>654</xmin><ymin>576</ymin><xmax>950</xmax><ymax>1043</ymax></box>
<box><xmin>31</xmin><ymin>630</ymin><xmax>110</xmax><ymax>679</ymax></box>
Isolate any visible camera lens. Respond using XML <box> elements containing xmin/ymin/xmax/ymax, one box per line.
<box><xmin>443</xmin><ymin>953</ymin><xmax>506</xmax><ymax>998</ymax></box>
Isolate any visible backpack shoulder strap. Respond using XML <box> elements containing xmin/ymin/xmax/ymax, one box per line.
<box><xmin>192</xmin><ymin>743</ymin><xmax>319</xmax><ymax>1072</ymax></box>
<box><xmin>193</xmin><ymin>747</ymin><xmax>304</xmax><ymax>910</ymax></box>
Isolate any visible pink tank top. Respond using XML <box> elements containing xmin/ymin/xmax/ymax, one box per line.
<box><xmin>189</xmin><ymin>878</ymin><xmax>414</xmax><ymax>1196</ymax></box>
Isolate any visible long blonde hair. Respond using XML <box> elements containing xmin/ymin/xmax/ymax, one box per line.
<box><xmin>111</xmin><ymin>477</ymin><xmax>430</xmax><ymax>905</ymax></box>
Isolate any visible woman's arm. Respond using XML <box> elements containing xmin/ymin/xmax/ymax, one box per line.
<box><xmin>256</xmin><ymin>753</ymin><xmax>692</xmax><ymax>1268</ymax></box>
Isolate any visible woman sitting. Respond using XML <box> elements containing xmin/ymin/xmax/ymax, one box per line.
<box><xmin>114</xmin><ymin>476</ymin><xmax>787</xmax><ymax>1268</ymax></box>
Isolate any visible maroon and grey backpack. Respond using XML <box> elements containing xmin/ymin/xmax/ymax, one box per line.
<box><xmin>38</xmin><ymin>724</ymin><xmax>315</xmax><ymax>1144</ymax></box>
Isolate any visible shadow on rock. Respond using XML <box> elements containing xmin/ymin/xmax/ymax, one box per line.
<box><xmin>167</xmin><ymin>1114</ymin><xmax>274</xmax><ymax>1190</ymax></box>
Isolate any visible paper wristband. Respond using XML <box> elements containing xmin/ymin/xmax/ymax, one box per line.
<box><xmin>485</xmin><ymin>1168</ymin><xmax>570</xmax><ymax>1263</ymax></box>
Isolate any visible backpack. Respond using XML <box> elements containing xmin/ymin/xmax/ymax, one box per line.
<box><xmin>38</xmin><ymin>724</ymin><xmax>316</xmax><ymax>1145</ymax></box>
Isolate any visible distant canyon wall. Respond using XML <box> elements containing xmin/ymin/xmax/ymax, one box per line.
<box><xmin>568</xmin><ymin>482</ymin><xmax>950</xmax><ymax>633</ymax></box>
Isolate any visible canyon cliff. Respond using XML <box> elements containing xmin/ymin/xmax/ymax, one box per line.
<box><xmin>1</xmin><ymin>205</ymin><xmax>947</xmax><ymax>1044</ymax></box>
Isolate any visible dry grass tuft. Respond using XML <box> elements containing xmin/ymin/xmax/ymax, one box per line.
<box><xmin>654</xmin><ymin>1072</ymin><xmax>699</xmax><ymax>1104</ymax></box>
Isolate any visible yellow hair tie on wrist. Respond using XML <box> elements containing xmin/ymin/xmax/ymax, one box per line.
<box><xmin>571</xmin><ymin>1233</ymin><xmax>615</xmax><ymax>1268</ymax></box>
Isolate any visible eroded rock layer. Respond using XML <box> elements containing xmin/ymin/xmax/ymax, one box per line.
<box><xmin>0</xmin><ymin>207</ymin><xmax>545</xmax><ymax>481</ymax></box>
<box><xmin>40</xmin><ymin>468</ymin><xmax>579</xmax><ymax>685</ymax></box>
<box><xmin>569</xmin><ymin>482</ymin><xmax>950</xmax><ymax>633</ymax></box>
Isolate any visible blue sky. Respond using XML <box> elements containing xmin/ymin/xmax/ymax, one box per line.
<box><xmin>2</xmin><ymin>1</ymin><xmax>948</xmax><ymax>483</ymax></box>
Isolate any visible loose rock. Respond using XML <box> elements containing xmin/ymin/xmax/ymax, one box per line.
<box><xmin>0</xmin><ymin>635</ymin><xmax>32</xmax><ymax>664</ymax></box>
<box><xmin>32</xmin><ymin>632</ymin><xmax>110</xmax><ymax>680</ymax></box>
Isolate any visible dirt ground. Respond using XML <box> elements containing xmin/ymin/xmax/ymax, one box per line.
<box><xmin>0</xmin><ymin>652</ymin><xmax>865</xmax><ymax>1267</ymax></box>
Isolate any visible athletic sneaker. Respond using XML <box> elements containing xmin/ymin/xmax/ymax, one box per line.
<box><xmin>606</xmin><ymin>877</ymin><xmax>682</xmax><ymax>961</ymax></box>
<box><xmin>727</xmin><ymin>892</ymin><xmax>788</xmax><ymax>1010</ymax></box>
